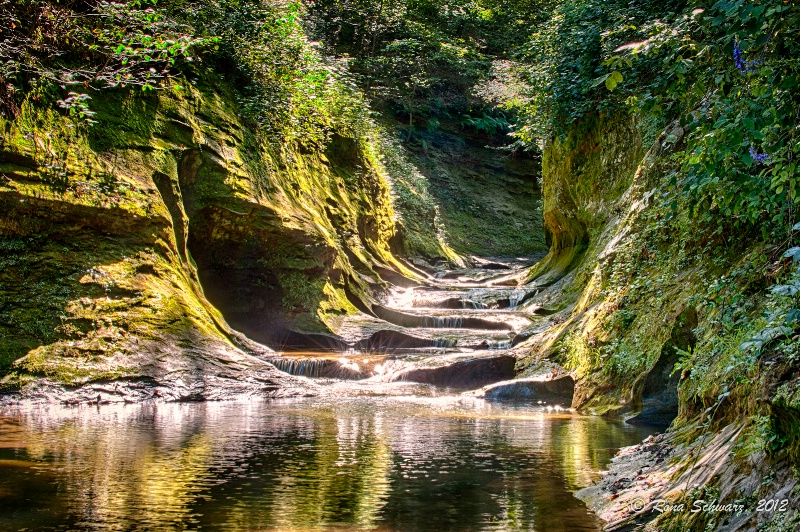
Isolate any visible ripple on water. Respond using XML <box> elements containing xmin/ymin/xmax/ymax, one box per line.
<box><xmin>0</xmin><ymin>398</ymin><xmax>657</xmax><ymax>531</ymax></box>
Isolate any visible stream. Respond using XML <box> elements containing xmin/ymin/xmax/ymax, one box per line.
<box><xmin>0</xmin><ymin>261</ymin><xmax>657</xmax><ymax>531</ymax></box>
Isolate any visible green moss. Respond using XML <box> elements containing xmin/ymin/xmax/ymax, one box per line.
<box><xmin>385</xmin><ymin>123</ymin><xmax>546</xmax><ymax>258</ymax></box>
<box><xmin>521</xmin><ymin>109</ymin><xmax>796</xmax><ymax>435</ymax></box>
<box><xmin>1</xmin><ymin>63</ymin><xmax>426</xmax><ymax>384</ymax></box>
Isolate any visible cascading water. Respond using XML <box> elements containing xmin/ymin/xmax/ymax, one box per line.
<box><xmin>433</xmin><ymin>338</ymin><xmax>458</xmax><ymax>348</ymax></box>
<box><xmin>267</xmin><ymin>261</ymin><xmax>538</xmax><ymax>385</ymax></box>
<box><xmin>266</xmin><ymin>356</ymin><xmax>366</xmax><ymax>379</ymax></box>
<box><xmin>266</xmin><ymin>357</ymin><xmax>329</xmax><ymax>378</ymax></box>
<box><xmin>488</xmin><ymin>339</ymin><xmax>513</xmax><ymax>350</ymax></box>
<box><xmin>371</xmin><ymin>359</ymin><xmax>413</xmax><ymax>381</ymax></box>
<box><xmin>423</xmin><ymin>316</ymin><xmax>464</xmax><ymax>328</ymax></box>
<box><xmin>508</xmin><ymin>289</ymin><xmax>527</xmax><ymax>309</ymax></box>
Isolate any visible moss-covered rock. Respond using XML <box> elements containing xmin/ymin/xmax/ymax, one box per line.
<box><xmin>522</xmin><ymin>111</ymin><xmax>800</xmax><ymax>530</ymax></box>
<box><xmin>0</xmin><ymin>72</ymin><xmax>423</xmax><ymax>393</ymax></box>
<box><xmin>397</xmin><ymin>124</ymin><xmax>546</xmax><ymax>258</ymax></box>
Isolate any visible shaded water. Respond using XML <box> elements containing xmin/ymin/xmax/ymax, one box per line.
<box><xmin>0</xmin><ymin>397</ymin><xmax>655</xmax><ymax>531</ymax></box>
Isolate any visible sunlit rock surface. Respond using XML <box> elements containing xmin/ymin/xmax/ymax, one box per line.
<box><xmin>476</xmin><ymin>375</ymin><xmax>575</xmax><ymax>405</ymax></box>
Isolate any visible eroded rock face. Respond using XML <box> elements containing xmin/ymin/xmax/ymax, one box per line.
<box><xmin>398</xmin><ymin>127</ymin><xmax>546</xmax><ymax>257</ymax></box>
<box><xmin>476</xmin><ymin>376</ymin><xmax>575</xmax><ymax>405</ymax></box>
<box><xmin>0</xmin><ymin>75</ymin><xmax>411</xmax><ymax>395</ymax></box>
<box><xmin>626</xmin><ymin>349</ymin><xmax>682</xmax><ymax>426</ymax></box>
<box><xmin>524</xmin><ymin>114</ymin><xmax>643</xmax><ymax>289</ymax></box>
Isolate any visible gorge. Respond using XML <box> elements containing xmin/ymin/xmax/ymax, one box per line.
<box><xmin>2</xmin><ymin>1</ymin><xmax>800</xmax><ymax>531</ymax></box>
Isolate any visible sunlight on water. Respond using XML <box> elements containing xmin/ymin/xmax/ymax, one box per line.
<box><xmin>0</xmin><ymin>398</ymin><xmax>656</xmax><ymax>531</ymax></box>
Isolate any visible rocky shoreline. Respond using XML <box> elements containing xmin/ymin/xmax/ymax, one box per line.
<box><xmin>576</xmin><ymin>422</ymin><xmax>800</xmax><ymax>531</ymax></box>
<box><xmin>0</xmin><ymin>371</ymin><xmax>317</xmax><ymax>407</ymax></box>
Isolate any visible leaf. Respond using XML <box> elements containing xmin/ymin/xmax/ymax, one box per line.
<box><xmin>783</xmin><ymin>247</ymin><xmax>800</xmax><ymax>262</ymax></box>
<box><xmin>605</xmin><ymin>71</ymin><xmax>623</xmax><ymax>91</ymax></box>
<box><xmin>771</xmin><ymin>284</ymin><xmax>800</xmax><ymax>296</ymax></box>
<box><xmin>591</xmin><ymin>74</ymin><xmax>610</xmax><ymax>88</ymax></box>
<box><xmin>760</xmin><ymin>326</ymin><xmax>793</xmax><ymax>342</ymax></box>
<box><xmin>785</xmin><ymin>308</ymin><xmax>800</xmax><ymax>325</ymax></box>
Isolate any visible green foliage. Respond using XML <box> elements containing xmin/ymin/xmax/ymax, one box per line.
<box><xmin>460</xmin><ymin>111</ymin><xmax>511</xmax><ymax>134</ymax></box>
<box><xmin>186</xmin><ymin>1</ymin><xmax>370</xmax><ymax>147</ymax></box>
<box><xmin>1</xmin><ymin>0</ymin><xmax>378</xmax><ymax>150</ymax></box>
<box><xmin>753</xmin><ymin>414</ymin><xmax>792</xmax><ymax>456</ymax></box>
<box><xmin>497</xmin><ymin>0</ymin><xmax>684</xmax><ymax>146</ymax></box>
<box><xmin>558</xmin><ymin>330</ymin><xmax>646</xmax><ymax>380</ymax></box>
<box><xmin>306</xmin><ymin>0</ymin><xmax>554</xmax><ymax>133</ymax></box>
<box><xmin>0</xmin><ymin>0</ymin><xmax>211</xmax><ymax>118</ymax></box>
<box><xmin>601</xmin><ymin>1</ymin><xmax>800</xmax><ymax>232</ymax></box>
<box><xmin>57</xmin><ymin>93</ymin><xmax>97</xmax><ymax>124</ymax></box>
<box><xmin>743</xmin><ymin>236</ymin><xmax>800</xmax><ymax>361</ymax></box>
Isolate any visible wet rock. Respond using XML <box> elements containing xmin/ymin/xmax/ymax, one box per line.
<box><xmin>395</xmin><ymin>355</ymin><xmax>516</xmax><ymax>389</ymax></box>
<box><xmin>490</xmin><ymin>279</ymin><xmax>519</xmax><ymax>287</ymax></box>
<box><xmin>1</xmin><ymin>369</ymin><xmax>317</xmax><ymax>406</ymax></box>
<box><xmin>373</xmin><ymin>264</ymin><xmax>421</xmax><ymax>287</ymax></box>
<box><xmin>437</xmin><ymin>271</ymin><xmax>467</xmax><ymax>280</ymax></box>
<box><xmin>476</xmin><ymin>376</ymin><xmax>575</xmax><ymax>405</ymax></box>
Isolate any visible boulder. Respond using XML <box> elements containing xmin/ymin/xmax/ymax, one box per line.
<box><xmin>477</xmin><ymin>376</ymin><xmax>575</xmax><ymax>405</ymax></box>
<box><xmin>396</xmin><ymin>355</ymin><xmax>516</xmax><ymax>389</ymax></box>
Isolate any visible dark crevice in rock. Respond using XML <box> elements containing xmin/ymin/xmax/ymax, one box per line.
<box><xmin>373</xmin><ymin>263</ymin><xmax>420</xmax><ymax>287</ymax></box>
<box><xmin>341</xmin><ymin>247</ymin><xmax>384</xmax><ymax>286</ymax></box>
<box><xmin>267</xmin><ymin>331</ymin><xmax>349</xmax><ymax>352</ymax></box>
<box><xmin>186</xmin><ymin>203</ymin><xmax>340</xmax><ymax>351</ymax></box>
<box><xmin>395</xmin><ymin>257</ymin><xmax>432</xmax><ymax>279</ymax></box>
<box><xmin>343</xmin><ymin>277</ymin><xmax>377</xmax><ymax>317</ymax></box>
<box><xmin>480</xmin><ymin>262</ymin><xmax>511</xmax><ymax>270</ymax></box>
<box><xmin>354</xmin><ymin>330</ymin><xmax>441</xmax><ymax>351</ymax></box>
<box><xmin>152</xmin><ymin>171</ymin><xmax>188</xmax><ymax>262</ymax></box>
<box><xmin>629</xmin><ymin>307</ymin><xmax>697</xmax><ymax>426</ymax></box>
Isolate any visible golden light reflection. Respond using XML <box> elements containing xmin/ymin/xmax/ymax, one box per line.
<box><xmin>0</xmin><ymin>398</ymin><xmax>655</xmax><ymax>532</ymax></box>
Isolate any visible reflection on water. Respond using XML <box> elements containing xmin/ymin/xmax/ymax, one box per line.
<box><xmin>0</xmin><ymin>397</ymin><xmax>656</xmax><ymax>531</ymax></box>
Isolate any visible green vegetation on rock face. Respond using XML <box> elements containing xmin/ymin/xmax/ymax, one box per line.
<box><xmin>0</xmin><ymin>71</ymin><xmax>431</xmax><ymax>383</ymax></box>
<box><xmin>304</xmin><ymin>0</ymin><xmax>551</xmax><ymax>256</ymax></box>
<box><xmin>499</xmin><ymin>1</ymin><xmax>800</xmax><ymax>526</ymax></box>
<box><xmin>392</xmin><ymin>125</ymin><xmax>545</xmax><ymax>257</ymax></box>
<box><xmin>0</xmin><ymin>0</ymin><xmax>483</xmax><ymax>388</ymax></box>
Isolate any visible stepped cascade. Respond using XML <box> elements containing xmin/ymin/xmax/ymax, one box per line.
<box><xmin>259</xmin><ymin>258</ymin><xmax>545</xmax><ymax>391</ymax></box>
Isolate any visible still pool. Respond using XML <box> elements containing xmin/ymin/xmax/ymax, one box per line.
<box><xmin>0</xmin><ymin>396</ymin><xmax>656</xmax><ymax>531</ymax></box>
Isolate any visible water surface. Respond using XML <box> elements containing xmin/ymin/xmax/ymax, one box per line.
<box><xmin>0</xmin><ymin>396</ymin><xmax>655</xmax><ymax>531</ymax></box>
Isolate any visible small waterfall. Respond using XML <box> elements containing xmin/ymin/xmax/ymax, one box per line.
<box><xmin>433</xmin><ymin>338</ymin><xmax>458</xmax><ymax>348</ymax></box>
<box><xmin>508</xmin><ymin>290</ymin><xmax>526</xmax><ymax>309</ymax></box>
<box><xmin>371</xmin><ymin>359</ymin><xmax>411</xmax><ymax>381</ymax></box>
<box><xmin>267</xmin><ymin>357</ymin><xmax>328</xmax><ymax>378</ymax></box>
<box><xmin>461</xmin><ymin>300</ymin><xmax>487</xmax><ymax>309</ymax></box>
<box><xmin>487</xmin><ymin>339</ymin><xmax>513</xmax><ymax>350</ymax></box>
<box><xmin>423</xmin><ymin>316</ymin><xmax>464</xmax><ymax>328</ymax></box>
<box><xmin>266</xmin><ymin>357</ymin><xmax>365</xmax><ymax>379</ymax></box>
